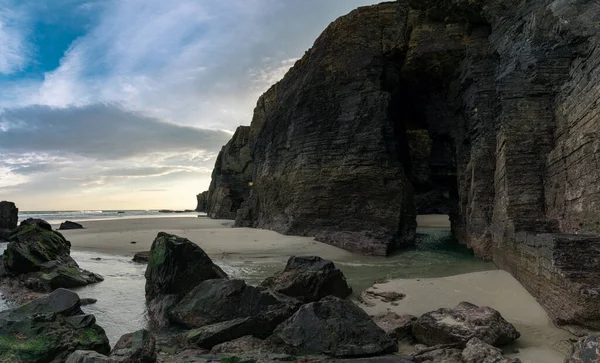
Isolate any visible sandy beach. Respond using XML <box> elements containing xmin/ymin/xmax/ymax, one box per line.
<box><xmin>56</xmin><ymin>216</ymin><xmax>574</xmax><ymax>361</ymax></box>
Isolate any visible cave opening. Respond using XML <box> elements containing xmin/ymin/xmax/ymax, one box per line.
<box><xmin>382</xmin><ymin>51</ymin><xmax>461</xmax><ymax>245</ymax></box>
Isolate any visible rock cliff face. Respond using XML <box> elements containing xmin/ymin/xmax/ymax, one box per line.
<box><xmin>201</xmin><ymin>0</ymin><xmax>600</xmax><ymax>328</ymax></box>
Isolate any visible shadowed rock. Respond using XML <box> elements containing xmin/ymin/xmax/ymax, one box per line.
<box><xmin>0</xmin><ymin>201</ymin><xmax>17</xmax><ymax>241</ymax></box>
<box><xmin>132</xmin><ymin>251</ymin><xmax>150</xmax><ymax>263</ymax></box>
<box><xmin>59</xmin><ymin>221</ymin><xmax>84</xmax><ymax>230</ymax></box>
<box><xmin>272</xmin><ymin>296</ymin><xmax>397</xmax><ymax>357</ymax></box>
<box><xmin>110</xmin><ymin>329</ymin><xmax>156</xmax><ymax>363</ymax></box>
<box><xmin>0</xmin><ymin>289</ymin><xmax>110</xmax><ymax>362</ymax></box>
<box><xmin>412</xmin><ymin>302</ymin><xmax>520</xmax><ymax>347</ymax></box>
<box><xmin>261</xmin><ymin>256</ymin><xmax>352</xmax><ymax>302</ymax></box>
<box><xmin>144</xmin><ymin>232</ymin><xmax>227</xmax><ymax>327</ymax></box>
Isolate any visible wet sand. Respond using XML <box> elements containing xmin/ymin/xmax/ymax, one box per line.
<box><xmin>358</xmin><ymin>270</ymin><xmax>574</xmax><ymax>362</ymax></box>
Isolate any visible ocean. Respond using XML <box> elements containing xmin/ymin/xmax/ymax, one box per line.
<box><xmin>18</xmin><ymin>210</ymin><xmax>202</xmax><ymax>225</ymax></box>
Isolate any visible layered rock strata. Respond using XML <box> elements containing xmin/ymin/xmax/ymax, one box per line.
<box><xmin>199</xmin><ymin>0</ymin><xmax>600</xmax><ymax>328</ymax></box>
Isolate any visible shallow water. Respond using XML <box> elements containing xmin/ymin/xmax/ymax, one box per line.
<box><xmin>1</xmin><ymin>226</ymin><xmax>494</xmax><ymax>346</ymax></box>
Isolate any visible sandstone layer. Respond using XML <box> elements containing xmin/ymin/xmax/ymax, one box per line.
<box><xmin>199</xmin><ymin>0</ymin><xmax>600</xmax><ymax>329</ymax></box>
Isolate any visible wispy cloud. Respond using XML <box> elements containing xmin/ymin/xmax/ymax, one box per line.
<box><xmin>0</xmin><ymin>1</ymin><xmax>30</xmax><ymax>74</ymax></box>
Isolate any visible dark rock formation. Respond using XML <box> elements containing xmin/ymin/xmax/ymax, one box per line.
<box><xmin>0</xmin><ymin>201</ymin><xmax>17</xmax><ymax>229</ymax></box>
<box><xmin>1</xmin><ymin>221</ymin><xmax>103</xmax><ymax>292</ymax></box>
<box><xmin>412</xmin><ymin>302</ymin><xmax>520</xmax><ymax>347</ymax></box>
<box><xmin>0</xmin><ymin>288</ymin><xmax>110</xmax><ymax>362</ymax></box>
<box><xmin>66</xmin><ymin>351</ymin><xmax>114</xmax><ymax>363</ymax></box>
<box><xmin>169</xmin><ymin>279</ymin><xmax>298</xmax><ymax>336</ymax></box>
<box><xmin>195</xmin><ymin>191</ymin><xmax>208</xmax><ymax>213</ymax></box>
<box><xmin>132</xmin><ymin>251</ymin><xmax>150</xmax><ymax>263</ymax></box>
<box><xmin>198</xmin><ymin>0</ymin><xmax>600</xmax><ymax>329</ymax></box>
<box><xmin>565</xmin><ymin>334</ymin><xmax>600</xmax><ymax>363</ymax></box>
<box><xmin>111</xmin><ymin>329</ymin><xmax>156</xmax><ymax>363</ymax></box>
<box><xmin>272</xmin><ymin>297</ymin><xmax>397</xmax><ymax>357</ymax></box>
<box><xmin>372</xmin><ymin>312</ymin><xmax>417</xmax><ymax>341</ymax></box>
<box><xmin>203</xmin><ymin>126</ymin><xmax>253</xmax><ymax>220</ymax></box>
<box><xmin>144</xmin><ymin>232</ymin><xmax>227</xmax><ymax>327</ymax></box>
<box><xmin>261</xmin><ymin>256</ymin><xmax>352</xmax><ymax>302</ymax></box>
<box><xmin>59</xmin><ymin>221</ymin><xmax>84</xmax><ymax>230</ymax></box>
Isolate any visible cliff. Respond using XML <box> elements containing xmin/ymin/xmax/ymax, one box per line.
<box><xmin>200</xmin><ymin>0</ymin><xmax>600</xmax><ymax>328</ymax></box>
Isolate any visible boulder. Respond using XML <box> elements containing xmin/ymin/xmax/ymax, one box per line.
<box><xmin>461</xmin><ymin>338</ymin><xmax>521</xmax><ymax>363</ymax></box>
<box><xmin>261</xmin><ymin>256</ymin><xmax>352</xmax><ymax>302</ymax></box>
<box><xmin>210</xmin><ymin>336</ymin><xmax>285</xmax><ymax>355</ymax></box>
<box><xmin>1</xmin><ymin>221</ymin><xmax>103</xmax><ymax>292</ymax></box>
<box><xmin>184</xmin><ymin>318</ymin><xmax>254</xmax><ymax>349</ymax></box>
<box><xmin>66</xmin><ymin>351</ymin><xmax>114</xmax><ymax>363</ymax></box>
<box><xmin>170</xmin><ymin>279</ymin><xmax>298</xmax><ymax>336</ymax></box>
<box><xmin>144</xmin><ymin>232</ymin><xmax>227</xmax><ymax>301</ymax></box>
<box><xmin>110</xmin><ymin>329</ymin><xmax>156</xmax><ymax>363</ymax></box>
<box><xmin>0</xmin><ymin>201</ymin><xmax>17</xmax><ymax>230</ymax></box>
<box><xmin>132</xmin><ymin>251</ymin><xmax>150</xmax><ymax>263</ymax></box>
<box><xmin>272</xmin><ymin>296</ymin><xmax>397</xmax><ymax>357</ymax></box>
<box><xmin>565</xmin><ymin>334</ymin><xmax>600</xmax><ymax>363</ymax></box>
<box><xmin>372</xmin><ymin>312</ymin><xmax>417</xmax><ymax>340</ymax></box>
<box><xmin>412</xmin><ymin>302</ymin><xmax>520</xmax><ymax>347</ymax></box>
<box><xmin>410</xmin><ymin>344</ymin><xmax>463</xmax><ymax>362</ymax></box>
<box><xmin>59</xmin><ymin>221</ymin><xmax>84</xmax><ymax>230</ymax></box>
<box><xmin>0</xmin><ymin>289</ymin><xmax>110</xmax><ymax>362</ymax></box>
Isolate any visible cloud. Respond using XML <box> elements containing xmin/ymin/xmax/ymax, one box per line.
<box><xmin>0</xmin><ymin>104</ymin><xmax>232</xmax><ymax>159</ymax></box>
<box><xmin>0</xmin><ymin>1</ymin><xmax>30</xmax><ymax>74</ymax></box>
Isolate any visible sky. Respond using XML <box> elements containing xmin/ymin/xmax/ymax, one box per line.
<box><xmin>0</xmin><ymin>0</ymin><xmax>379</xmax><ymax>211</ymax></box>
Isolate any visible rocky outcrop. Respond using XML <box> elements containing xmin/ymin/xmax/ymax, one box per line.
<box><xmin>271</xmin><ymin>296</ymin><xmax>397</xmax><ymax>357</ymax></box>
<box><xmin>203</xmin><ymin>126</ymin><xmax>253</xmax><ymax>219</ymax></box>
<box><xmin>412</xmin><ymin>302</ymin><xmax>520</xmax><ymax>347</ymax></box>
<box><xmin>198</xmin><ymin>0</ymin><xmax>600</xmax><ymax>329</ymax></box>
<box><xmin>132</xmin><ymin>251</ymin><xmax>150</xmax><ymax>263</ymax></box>
<box><xmin>261</xmin><ymin>256</ymin><xmax>352</xmax><ymax>302</ymax></box>
<box><xmin>0</xmin><ymin>288</ymin><xmax>110</xmax><ymax>363</ymax></box>
<box><xmin>59</xmin><ymin>221</ymin><xmax>84</xmax><ymax>230</ymax></box>
<box><xmin>195</xmin><ymin>191</ymin><xmax>208</xmax><ymax>213</ymax></box>
<box><xmin>144</xmin><ymin>232</ymin><xmax>227</xmax><ymax>327</ymax></box>
<box><xmin>0</xmin><ymin>220</ymin><xmax>103</xmax><ymax>292</ymax></box>
<box><xmin>0</xmin><ymin>201</ymin><xmax>17</xmax><ymax>230</ymax></box>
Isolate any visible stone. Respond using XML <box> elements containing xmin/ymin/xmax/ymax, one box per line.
<box><xmin>59</xmin><ymin>221</ymin><xmax>84</xmax><ymax>230</ymax></box>
<box><xmin>0</xmin><ymin>289</ymin><xmax>110</xmax><ymax>362</ymax></box>
<box><xmin>111</xmin><ymin>329</ymin><xmax>156</xmax><ymax>363</ymax></box>
<box><xmin>196</xmin><ymin>191</ymin><xmax>208</xmax><ymax>213</ymax></box>
<box><xmin>1</xmin><ymin>221</ymin><xmax>103</xmax><ymax>292</ymax></box>
<box><xmin>144</xmin><ymin>232</ymin><xmax>227</xmax><ymax>327</ymax></box>
<box><xmin>204</xmin><ymin>126</ymin><xmax>253</xmax><ymax>220</ymax></box>
<box><xmin>412</xmin><ymin>302</ymin><xmax>520</xmax><ymax>347</ymax></box>
<box><xmin>133</xmin><ymin>251</ymin><xmax>150</xmax><ymax>263</ymax></box>
<box><xmin>410</xmin><ymin>344</ymin><xmax>463</xmax><ymax>362</ymax></box>
<box><xmin>261</xmin><ymin>256</ymin><xmax>352</xmax><ymax>302</ymax></box>
<box><xmin>170</xmin><ymin>279</ymin><xmax>298</xmax><ymax>336</ymax></box>
<box><xmin>144</xmin><ymin>232</ymin><xmax>227</xmax><ymax>301</ymax></box>
<box><xmin>210</xmin><ymin>336</ymin><xmax>284</xmax><ymax>355</ymax></box>
<box><xmin>565</xmin><ymin>334</ymin><xmax>600</xmax><ymax>363</ymax></box>
<box><xmin>198</xmin><ymin>0</ymin><xmax>600</xmax><ymax>329</ymax></box>
<box><xmin>184</xmin><ymin>318</ymin><xmax>254</xmax><ymax>349</ymax></box>
<box><xmin>66</xmin><ymin>351</ymin><xmax>114</xmax><ymax>363</ymax></box>
<box><xmin>0</xmin><ymin>201</ymin><xmax>17</xmax><ymax>230</ymax></box>
<box><xmin>461</xmin><ymin>338</ymin><xmax>521</xmax><ymax>363</ymax></box>
<box><xmin>272</xmin><ymin>296</ymin><xmax>397</xmax><ymax>357</ymax></box>
<box><xmin>372</xmin><ymin>312</ymin><xmax>417</xmax><ymax>340</ymax></box>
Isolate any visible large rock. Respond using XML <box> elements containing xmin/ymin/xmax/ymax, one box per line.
<box><xmin>144</xmin><ymin>232</ymin><xmax>227</xmax><ymax>326</ymax></box>
<box><xmin>412</xmin><ymin>302</ymin><xmax>520</xmax><ymax>347</ymax></box>
<box><xmin>0</xmin><ymin>201</ymin><xmax>17</xmax><ymax>230</ymax></box>
<box><xmin>0</xmin><ymin>289</ymin><xmax>110</xmax><ymax>363</ymax></box>
<box><xmin>110</xmin><ymin>329</ymin><xmax>156</xmax><ymax>363</ymax></box>
<box><xmin>66</xmin><ymin>351</ymin><xmax>114</xmax><ymax>363</ymax></box>
<box><xmin>372</xmin><ymin>312</ymin><xmax>417</xmax><ymax>341</ymax></box>
<box><xmin>272</xmin><ymin>297</ymin><xmax>397</xmax><ymax>357</ymax></box>
<box><xmin>1</xmin><ymin>221</ymin><xmax>103</xmax><ymax>292</ymax></box>
<box><xmin>461</xmin><ymin>338</ymin><xmax>521</xmax><ymax>363</ymax></box>
<box><xmin>195</xmin><ymin>191</ymin><xmax>208</xmax><ymax>213</ymax></box>
<box><xmin>261</xmin><ymin>256</ymin><xmax>352</xmax><ymax>302</ymax></box>
<box><xmin>145</xmin><ymin>232</ymin><xmax>227</xmax><ymax>300</ymax></box>
<box><xmin>59</xmin><ymin>221</ymin><xmax>84</xmax><ymax>230</ymax></box>
<box><xmin>565</xmin><ymin>334</ymin><xmax>600</xmax><ymax>363</ymax></box>
<box><xmin>170</xmin><ymin>279</ymin><xmax>298</xmax><ymax>336</ymax></box>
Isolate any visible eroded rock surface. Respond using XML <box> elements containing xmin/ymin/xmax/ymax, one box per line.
<box><xmin>261</xmin><ymin>256</ymin><xmax>352</xmax><ymax>302</ymax></box>
<box><xmin>565</xmin><ymin>334</ymin><xmax>600</xmax><ymax>363</ymax></box>
<box><xmin>412</xmin><ymin>302</ymin><xmax>520</xmax><ymax>347</ymax></box>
